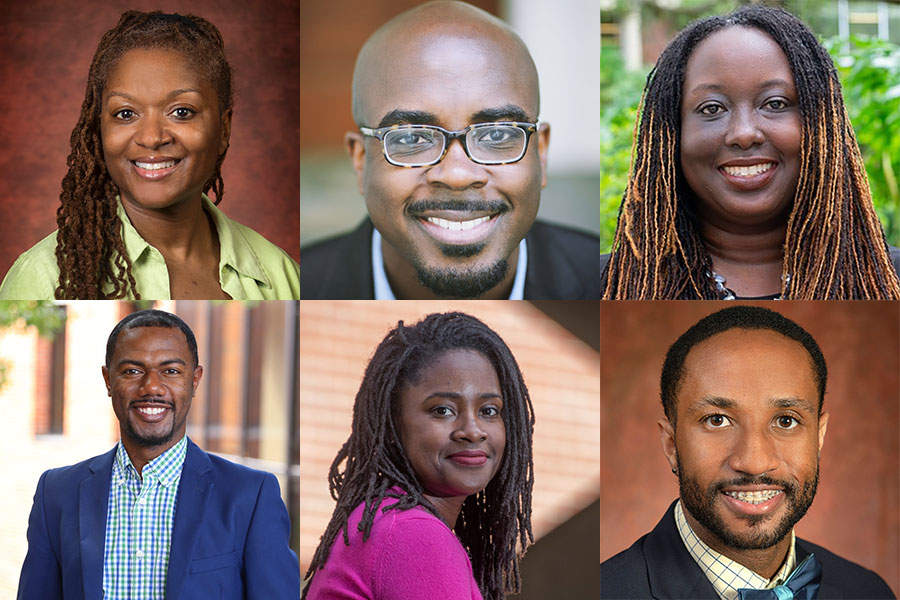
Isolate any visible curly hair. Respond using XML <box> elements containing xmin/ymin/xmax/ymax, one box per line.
<box><xmin>55</xmin><ymin>11</ymin><xmax>233</xmax><ymax>299</ymax></box>
<box><xmin>303</xmin><ymin>312</ymin><xmax>535</xmax><ymax>600</ymax></box>
<box><xmin>602</xmin><ymin>4</ymin><xmax>900</xmax><ymax>299</ymax></box>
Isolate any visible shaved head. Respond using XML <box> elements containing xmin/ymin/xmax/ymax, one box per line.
<box><xmin>351</xmin><ymin>1</ymin><xmax>540</xmax><ymax>126</ymax></box>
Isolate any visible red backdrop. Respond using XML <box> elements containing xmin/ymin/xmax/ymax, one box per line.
<box><xmin>600</xmin><ymin>301</ymin><xmax>900</xmax><ymax>596</ymax></box>
<box><xmin>0</xmin><ymin>0</ymin><xmax>300</xmax><ymax>280</ymax></box>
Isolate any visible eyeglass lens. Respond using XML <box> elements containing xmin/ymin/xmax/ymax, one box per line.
<box><xmin>383</xmin><ymin>125</ymin><xmax>527</xmax><ymax>165</ymax></box>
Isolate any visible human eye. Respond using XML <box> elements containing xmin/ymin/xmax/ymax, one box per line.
<box><xmin>763</xmin><ymin>97</ymin><xmax>790</xmax><ymax>111</ymax></box>
<box><xmin>121</xmin><ymin>367</ymin><xmax>141</xmax><ymax>375</ymax></box>
<box><xmin>392</xmin><ymin>129</ymin><xmax>436</xmax><ymax>147</ymax></box>
<box><xmin>431</xmin><ymin>405</ymin><xmax>454</xmax><ymax>417</ymax></box>
<box><xmin>702</xmin><ymin>414</ymin><xmax>732</xmax><ymax>428</ymax></box>
<box><xmin>473</xmin><ymin>125</ymin><xmax>518</xmax><ymax>149</ymax></box>
<box><xmin>698</xmin><ymin>103</ymin><xmax>725</xmax><ymax>116</ymax></box>
<box><xmin>171</xmin><ymin>107</ymin><xmax>196</xmax><ymax>120</ymax></box>
<box><xmin>775</xmin><ymin>415</ymin><xmax>799</xmax><ymax>430</ymax></box>
<box><xmin>162</xmin><ymin>368</ymin><xmax>182</xmax><ymax>375</ymax></box>
<box><xmin>113</xmin><ymin>108</ymin><xmax>136</xmax><ymax>121</ymax></box>
<box><xmin>480</xmin><ymin>405</ymin><xmax>502</xmax><ymax>418</ymax></box>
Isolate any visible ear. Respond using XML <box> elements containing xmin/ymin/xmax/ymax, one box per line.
<box><xmin>102</xmin><ymin>365</ymin><xmax>111</xmax><ymax>396</ymax></box>
<box><xmin>658</xmin><ymin>417</ymin><xmax>678</xmax><ymax>474</ymax></box>
<box><xmin>536</xmin><ymin>122</ymin><xmax>550</xmax><ymax>189</ymax></box>
<box><xmin>817</xmin><ymin>411</ymin><xmax>829</xmax><ymax>455</ymax></box>
<box><xmin>219</xmin><ymin>108</ymin><xmax>233</xmax><ymax>155</ymax></box>
<box><xmin>345</xmin><ymin>131</ymin><xmax>367</xmax><ymax>196</ymax></box>
<box><xmin>192</xmin><ymin>365</ymin><xmax>203</xmax><ymax>397</ymax></box>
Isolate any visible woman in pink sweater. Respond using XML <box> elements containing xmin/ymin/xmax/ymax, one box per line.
<box><xmin>303</xmin><ymin>312</ymin><xmax>535</xmax><ymax>600</ymax></box>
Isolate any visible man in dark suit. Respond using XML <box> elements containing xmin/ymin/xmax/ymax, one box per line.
<box><xmin>17</xmin><ymin>310</ymin><xmax>300</xmax><ymax>599</ymax></box>
<box><xmin>601</xmin><ymin>306</ymin><xmax>895</xmax><ymax>599</ymax></box>
<box><xmin>300</xmin><ymin>1</ymin><xmax>601</xmax><ymax>300</ymax></box>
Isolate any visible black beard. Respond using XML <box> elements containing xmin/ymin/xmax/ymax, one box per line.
<box><xmin>123</xmin><ymin>402</ymin><xmax>177</xmax><ymax>447</ymax></box>
<box><xmin>677</xmin><ymin>455</ymin><xmax>818</xmax><ymax>551</ymax></box>
<box><xmin>414</xmin><ymin>258</ymin><xmax>510</xmax><ymax>298</ymax></box>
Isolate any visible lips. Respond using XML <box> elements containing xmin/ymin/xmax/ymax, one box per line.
<box><xmin>417</xmin><ymin>212</ymin><xmax>500</xmax><ymax>246</ymax></box>
<box><xmin>720</xmin><ymin>485</ymin><xmax>785</xmax><ymax>515</ymax></box>
<box><xmin>717</xmin><ymin>159</ymin><xmax>778</xmax><ymax>191</ymax></box>
<box><xmin>130</xmin><ymin>156</ymin><xmax>181</xmax><ymax>180</ymax></box>
<box><xmin>447</xmin><ymin>450</ymin><xmax>488</xmax><ymax>467</ymax></box>
<box><xmin>130</xmin><ymin>401</ymin><xmax>173</xmax><ymax>423</ymax></box>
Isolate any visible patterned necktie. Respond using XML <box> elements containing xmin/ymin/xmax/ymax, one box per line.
<box><xmin>737</xmin><ymin>553</ymin><xmax>822</xmax><ymax>600</ymax></box>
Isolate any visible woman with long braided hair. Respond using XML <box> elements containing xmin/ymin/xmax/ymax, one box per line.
<box><xmin>303</xmin><ymin>312</ymin><xmax>534</xmax><ymax>600</ymax></box>
<box><xmin>0</xmin><ymin>10</ymin><xmax>299</xmax><ymax>299</ymax></box>
<box><xmin>602</xmin><ymin>4</ymin><xmax>900</xmax><ymax>299</ymax></box>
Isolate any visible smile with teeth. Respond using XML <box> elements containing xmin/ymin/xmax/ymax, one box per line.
<box><xmin>136</xmin><ymin>406</ymin><xmax>167</xmax><ymax>415</ymax></box>
<box><xmin>425</xmin><ymin>216</ymin><xmax>492</xmax><ymax>231</ymax></box>
<box><xmin>724</xmin><ymin>489</ymin><xmax>782</xmax><ymax>504</ymax></box>
<box><xmin>721</xmin><ymin>162</ymin><xmax>774</xmax><ymax>177</ymax></box>
<box><xmin>133</xmin><ymin>160</ymin><xmax>177</xmax><ymax>170</ymax></box>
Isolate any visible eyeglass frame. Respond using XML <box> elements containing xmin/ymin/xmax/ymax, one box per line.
<box><xmin>358</xmin><ymin>121</ymin><xmax>540</xmax><ymax>168</ymax></box>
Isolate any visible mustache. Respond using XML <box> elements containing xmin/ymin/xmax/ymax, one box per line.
<box><xmin>407</xmin><ymin>198</ymin><xmax>510</xmax><ymax>215</ymax></box>
<box><xmin>129</xmin><ymin>398</ymin><xmax>174</xmax><ymax>408</ymax></box>
<box><xmin>712</xmin><ymin>475</ymin><xmax>797</xmax><ymax>495</ymax></box>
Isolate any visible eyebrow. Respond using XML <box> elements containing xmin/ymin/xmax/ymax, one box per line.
<box><xmin>106</xmin><ymin>88</ymin><xmax>203</xmax><ymax>102</ymax></box>
<box><xmin>376</xmin><ymin>104</ymin><xmax>533</xmax><ymax>129</ymax></box>
<box><xmin>117</xmin><ymin>358</ymin><xmax>187</xmax><ymax>368</ymax></box>
<box><xmin>687</xmin><ymin>78</ymin><xmax>794</xmax><ymax>95</ymax></box>
<box><xmin>425</xmin><ymin>391</ymin><xmax>503</xmax><ymax>401</ymax></box>
<box><xmin>687</xmin><ymin>395</ymin><xmax>815</xmax><ymax>413</ymax></box>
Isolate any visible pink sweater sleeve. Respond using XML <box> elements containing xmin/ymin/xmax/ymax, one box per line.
<box><xmin>375</xmin><ymin>512</ymin><xmax>484</xmax><ymax>600</ymax></box>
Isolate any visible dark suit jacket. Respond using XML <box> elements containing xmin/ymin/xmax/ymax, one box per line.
<box><xmin>600</xmin><ymin>501</ymin><xmax>895</xmax><ymax>599</ymax></box>
<box><xmin>300</xmin><ymin>218</ymin><xmax>602</xmax><ymax>299</ymax></box>
<box><xmin>17</xmin><ymin>438</ymin><xmax>300</xmax><ymax>600</ymax></box>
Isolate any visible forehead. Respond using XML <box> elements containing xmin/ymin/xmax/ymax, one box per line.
<box><xmin>405</xmin><ymin>348</ymin><xmax>500</xmax><ymax>389</ymax></box>
<box><xmin>359</xmin><ymin>31</ymin><xmax>538</xmax><ymax>127</ymax></box>
<box><xmin>683</xmin><ymin>26</ymin><xmax>794</xmax><ymax>91</ymax></box>
<box><xmin>112</xmin><ymin>326</ymin><xmax>190</xmax><ymax>360</ymax></box>
<box><xmin>104</xmin><ymin>47</ymin><xmax>211</xmax><ymax>96</ymax></box>
<box><xmin>678</xmin><ymin>328</ymin><xmax>817</xmax><ymax>412</ymax></box>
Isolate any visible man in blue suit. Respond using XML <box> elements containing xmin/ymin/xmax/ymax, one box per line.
<box><xmin>17</xmin><ymin>309</ymin><xmax>300</xmax><ymax>599</ymax></box>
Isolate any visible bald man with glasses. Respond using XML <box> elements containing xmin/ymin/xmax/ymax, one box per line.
<box><xmin>300</xmin><ymin>1</ymin><xmax>601</xmax><ymax>300</ymax></box>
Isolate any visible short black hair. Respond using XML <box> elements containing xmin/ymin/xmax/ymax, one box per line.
<box><xmin>105</xmin><ymin>309</ymin><xmax>199</xmax><ymax>368</ymax></box>
<box><xmin>660</xmin><ymin>306</ymin><xmax>827</xmax><ymax>424</ymax></box>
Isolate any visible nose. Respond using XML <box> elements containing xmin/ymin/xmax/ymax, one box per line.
<box><xmin>425</xmin><ymin>137</ymin><xmax>489</xmax><ymax>190</ymax></box>
<box><xmin>134</xmin><ymin>112</ymin><xmax>172</xmax><ymax>149</ymax></box>
<box><xmin>727</xmin><ymin>424</ymin><xmax>780</xmax><ymax>476</ymax></box>
<box><xmin>452</xmin><ymin>410</ymin><xmax>487</xmax><ymax>443</ymax></box>
<box><xmin>138</xmin><ymin>370</ymin><xmax>165</xmax><ymax>396</ymax></box>
<box><xmin>724</xmin><ymin>107</ymin><xmax>765</xmax><ymax>149</ymax></box>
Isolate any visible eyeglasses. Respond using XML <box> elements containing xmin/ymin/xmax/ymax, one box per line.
<box><xmin>359</xmin><ymin>121</ymin><xmax>539</xmax><ymax>167</ymax></box>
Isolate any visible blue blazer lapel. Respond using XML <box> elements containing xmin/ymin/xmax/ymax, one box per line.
<box><xmin>645</xmin><ymin>501</ymin><xmax>720</xmax><ymax>599</ymax></box>
<box><xmin>165</xmin><ymin>439</ymin><xmax>213</xmax><ymax>599</ymax></box>
<box><xmin>79</xmin><ymin>449</ymin><xmax>115</xmax><ymax>600</ymax></box>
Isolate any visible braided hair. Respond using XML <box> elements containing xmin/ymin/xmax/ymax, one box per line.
<box><xmin>602</xmin><ymin>4</ymin><xmax>900</xmax><ymax>299</ymax></box>
<box><xmin>303</xmin><ymin>312</ymin><xmax>535</xmax><ymax>600</ymax></box>
<box><xmin>55</xmin><ymin>11</ymin><xmax>233</xmax><ymax>299</ymax></box>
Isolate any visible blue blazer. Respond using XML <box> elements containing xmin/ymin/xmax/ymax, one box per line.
<box><xmin>17</xmin><ymin>438</ymin><xmax>300</xmax><ymax>599</ymax></box>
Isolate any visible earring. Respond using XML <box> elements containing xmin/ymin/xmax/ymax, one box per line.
<box><xmin>671</xmin><ymin>466</ymin><xmax>677</xmax><ymax>475</ymax></box>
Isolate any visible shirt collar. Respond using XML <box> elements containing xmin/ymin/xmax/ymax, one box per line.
<box><xmin>112</xmin><ymin>435</ymin><xmax>188</xmax><ymax>489</ymax></box>
<box><xmin>371</xmin><ymin>227</ymin><xmax>527</xmax><ymax>300</ymax></box>
<box><xmin>116</xmin><ymin>195</ymin><xmax>271</xmax><ymax>288</ymax></box>
<box><xmin>675</xmin><ymin>500</ymin><xmax>797</xmax><ymax>600</ymax></box>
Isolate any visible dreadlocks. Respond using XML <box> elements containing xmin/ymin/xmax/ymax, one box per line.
<box><xmin>55</xmin><ymin>11</ymin><xmax>233</xmax><ymax>299</ymax></box>
<box><xmin>602</xmin><ymin>4</ymin><xmax>900</xmax><ymax>299</ymax></box>
<box><xmin>303</xmin><ymin>312</ymin><xmax>535</xmax><ymax>600</ymax></box>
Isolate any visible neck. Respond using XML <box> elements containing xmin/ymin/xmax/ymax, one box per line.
<box><xmin>424</xmin><ymin>493</ymin><xmax>466</xmax><ymax>528</ymax></box>
<box><xmin>381</xmin><ymin>239</ymin><xmax>517</xmax><ymax>300</ymax></box>
<box><xmin>120</xmin><ymin>436</ymin><xmax>180</xmax><ymax>478</ymax></box>
<box><xmin>701</xmin><ymin>219</ymin><xmax>786</xmax><ymax>297</ymax></box>
<box><xmin>121</xmin><ymin>195</ymin><xmax>217</xmax><ymax>262</ymax></box>
<box><xmin>682</xmin><ymin>503</ymin><xmax>792</xmax><ymax>580</ymax></box>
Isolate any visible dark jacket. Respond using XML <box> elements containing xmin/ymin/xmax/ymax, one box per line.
<box><xmin>600</xmin><ymin>501</ymin><xmax>895</xmax><ymax>599</ymax></box>
<box><xmin>300</xmin><ymin>218</ymin><xmax>602</xmax><ymax>299</ymax></box>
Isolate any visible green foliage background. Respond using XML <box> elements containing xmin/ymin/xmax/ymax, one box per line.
<box><xmin>599</xmin><ymin>35</ymin><xmax>900</xmax><ymax>251</ymax></box>
<box><xmin>0</xmin><ymin>301</ymin><xmax>66</xmax><ymax>390</ymax></box>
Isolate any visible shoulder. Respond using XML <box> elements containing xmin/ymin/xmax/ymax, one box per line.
<box><xmin>300</xmin><ymin>220</ymin><xmax>374</xmax><ymax>299</ymax></box>
<box><xmin>523</xmin><ymin>221</ymin><xmax>603</xmax><ymax>299</ymax></box>
<box><xmin>222</xmin><ymin>218</ymin><xmax>300</xmax><ymax>285</ymax></box>
<box><xmin>0</xmin><ymin>230</ymin><xmax>60</xmax><ymax>300</ymax></box>
<box><xmin>600</xmin><ymin>534</ymin><xmax>653</xmax><ymax>598</ymax></box>
<box><xmin>798</xmin><ymin>538</ymin><xmax>895</xmax><ymax>598</ymax></box>
<box><xmin>190</xmin><ymin>443</ymin><xmax>275</xmax><ymax>492</ymax></box>
<box><xmin>33</xmin><ymin>448</ymin><xmax>115</xmax><ymax>499</ymax></box>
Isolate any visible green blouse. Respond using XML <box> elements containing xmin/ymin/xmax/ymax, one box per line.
<box><xmin>0</xmin><ymin>196</ymin><xmax>300</xmax><ymax>300</ymax></box>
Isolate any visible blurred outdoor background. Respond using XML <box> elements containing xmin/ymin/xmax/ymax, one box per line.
<box><xmin>300</xmin><ymin>0</ymin><xmax>601</xmax><ymax>248</ymax></box>
<box><xmin>600</xmin><ymin>0</ymin><xmax>900</xmax><ymax>251</ymax></box>
<box><xmin>299</xmin><ymin>300</ymin><xmax>600</xmax><ymax>598</ymax></box>
<box><xmin>0</xmin><ymin>300</ymin><xmax>300</xmax><ymax>598</ymax></box>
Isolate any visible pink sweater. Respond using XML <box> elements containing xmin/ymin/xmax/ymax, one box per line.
<box><xmin>306</xmin><ymin>492</ymin><xmax>484</xmax><ymax>599</ymax></box>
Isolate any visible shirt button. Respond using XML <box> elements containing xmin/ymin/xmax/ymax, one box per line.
<box><xmin>136</xmin><ymin>550</ymin><xmax>144</xmax><ymax>559</ymax></box>
<box><xmin>138</xmin><ymin>498</ymin><xmax>146</xmax><ymax>506</ymax></box>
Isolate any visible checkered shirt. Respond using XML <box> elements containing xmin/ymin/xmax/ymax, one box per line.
<box><xmin>675</xmin><ymin>500</ymin><xmax>796</xmax><ymax>600</ymax></box>
<box><xmin>102</xmin><ymin>436</ymin><xmax>188</xmax><ymax>599</ymax></box>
